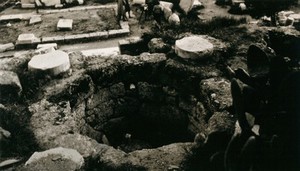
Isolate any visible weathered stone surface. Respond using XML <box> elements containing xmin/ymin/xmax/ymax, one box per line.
<box><xmin>200</xmin><ymin>78</ymin><xmax>232</xmax><ymax>112</ymax></box>
<box><xmin>0</xmin><ymin>70</ymin><xmax>22</xmax><ymax>101</ymax></box>
<box><xmin>0</xmin><ymin>126</ymin><xmax>11</xmax><ymax>140</ymax></box>
<box><xmin>0</xmin><ymin>159</ymin><xmax>21</xmax><ymax>169</ymax></box>
<box><xmin>132</xmin><ymin>0</ymin><xmax>145</xmax><ymax>5</ymax></box>
<box><xmin>16</xmin><ymin>33</ymin><xmax>39</xmax><ymax>44</ymax></box>
<box><xmin>163</xmin><ymin>7</ymin><xmax>172</xmax><ymax>20</ymax></box>
<box><xmin>168</xmin><ymin>13</ymin><xmax>180</xmax><ymax>25</ymax></box>
<box><xmin>148</xmin><ymin>38</ymin><xmax>170</xmax><ymax>53</ymax></box>
<box><xmin>129</xmin><ymin>143</ymin><xmax>194</xmax><ymax>170</ymax></box>
<box><xmin>24</xmin><ymin>147</ymin><xmax>84</xmax><ymax>171</ymax></box>
<box><xmin>175</xmin><ymin>35</ymin><xmax>213</xmax><ymax>59</ymax></box>
<box><xmin>207</xmin><ymin>112</ymin><xmax>235</xmax><ymax>135</ymax></box>
<box><xmin>159</xmin><ymin>1</ymin><xmax>173</xmax><ymax>9</ymax></box>
<box><xmin>175</xmin><ymin>35</ymin><xmax>226</xmax><ymax>60</ymax></box>
<box><xmin>29</xmin><ymin>15</ymin><xmax>42</xmax><ymax>25</ymax></box>
<box><xmin>0</xmin><ymin>43</ymin><xmax>14</xmax><ymax>52</ymax></box>
<box><xmin>34</xmin><ymin>46</ymin><xmax>56</xmax><ymax>54</ymax></box>
<box><xmin>179</xmin><ymin>0</ymin><xmax>194</xmax><ymax>15</ymax></box>
<box><xmin>28</xmin><ymin>50</ymin><xmax>70</xmax><ymax>75</ymax></box>
<box><xmin>21</xmin><ymin>3</ymin><xmax>35</xmax><ymax>8</ymax></box>
<box><xmin>57</xmin><ymin>19</ymin><xmax>73</xmax><ymax>30</ymax></box>
<box><xmin>81</xmin><ymin>47</ymin><xmax>119</xmax><ymax>57</ymax></box>
<box><xmin>35</xmin><ymin>0</ymin><xmax>61</xmax><ymax>7</ymax></box>
<box><xmin>37</xmin><ymin>43</ymin><xmax>58</xmax><ymax>50</ymax></box>
<box><xmin>289</xmin><ymin>13</ymin><xmax>300</xmax><ymax>21</ymax></box>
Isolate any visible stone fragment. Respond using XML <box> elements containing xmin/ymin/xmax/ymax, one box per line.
<box><xmin>168</xmin><ymin>13</ymin><xmax>180</xmax><ymax>25</ymax></box>
<box><xmin>34</xmin><ymin>46</ymin><xmax>56</xmax><ymax>54</ymax></box>
<box><xmin>179</xmin><ymin>0</ymin><xmax>194</xmax><ymax>15</ymax></box>
<box><xmin>175</xmin><ymin>35</ymin><xmax>214</xmax><ymax>59</ymax></box>
<box><xmin>24</xmin><ymin>147</ymin><xmax>84</xmax><ymax>171</ymax></box>
<box><xmin>37</xmin><ymin>43</ymin><xmax>58</xmax><ymax>50</ymax></box>
<box><xmin>16</xmin><ymin>33</ymin><xmax>39</xmax><ymax>44</ymax></box>
<box><xmin>163</xmin><ymin>7</ymin><xmax>172</xmax><ymax>20</ymax></box>
<box><xmin>29</xmin><ymin>15</ymin><xmax>42</xmax><ymax>25</ymax></box>
<box><xmin>289</xmin><ymin>13</ymin><xmax>300</xmax><ymax>21</ymax></box>
<box><xmin>55</xmin><ymin>4</ymin><xmax>64</xmax><ymax>8</ymax></box>
<box><xmin>21</xmin><ymin>3</ymin><xmax>35</xmax><ymax>8</ymax></box>
<box><xmin>81</xmin><ymin>47</ymin><xmax>119</xmax><ymax>57</ymax></box>
<box><xmin>57</xmin><ymin>19</ymin><xmax>73</xmax><ymax>30</ymax></box>
<box><xmin>0</xmin><ymin>159</ymin><xmax>21</xmax><ymax>169</ymax></box>
<box><xmin>0</xmin><ymin>127</ymin><xmax>11</xmax><ymax>139</ymax></box>
<box><xmin>200</xmin><ymin>77</ymin><xmax>232</xmax><ymax>112</ymax></box>
<box><xmin>132</xmin><ymin>0</ymin><xmax>145</xmax><ymax>5</ymax></box>
<box><xmin>159</xmin><ymin>1</ymin><xmax>173</xmax><ymax>9</ymax></box>
<box><xmin>0</xmin><ymin>43</ymin><xmax>14</xmax><ymax>52</ymax></box>
<box><xmin>35</xmin><ymin>0</ymin><xmax>61</xmax><ymax>7</ymax></box>
<box><xmin>148</xmin><ymin>38</ymin><xmax>170</xmax><ymax>53</ymax></box>
<box><xmin>0</xmin><ymin>71</ymin><xmax>22</xmax><ymax>101</ymax></box>
<box><xmin>28</xmin><ymin>50</ymin><xmax>70</xmax><ymax>75</ymax></box>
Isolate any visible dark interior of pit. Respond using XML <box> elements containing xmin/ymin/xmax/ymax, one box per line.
<box><xmin>63</xmin><ymin>60</ymin><xmax>207</xmax><ymax>153</ymax></box>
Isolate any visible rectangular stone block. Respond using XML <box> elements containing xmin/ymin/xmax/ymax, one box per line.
<box><xmin>21</xmin><ymin>3</ymin><xmax>35</xmax><ymax>8</ymax></box>
<box><xmin>57</xmin><ymin>19</ymin><xmax>73</xmax><ymax>30</ymax></box>
<box><xmin>29</xmin><ymin>15</ymin><xmax>42</xmax><ymax>25</ymax></box>
<box><xmin>88</xmin><ymin>31</ymin><xmax>109</xmax><ymax>39</ymax></box>
<box><xmin>37</xmin><ymin>43</ymin><xmax>58</xmax><ymax>49</ymax></box>
<box><xmin>108</xmin><ymin>29</ymin><xmax>130</xmax><ymax>38</ymax></box>
<box><xmin>16</xmin><ymin>33</ymin><xmax>38</xmax><ymax>44</ymax></box>
<box><xmin>0</xmin><ymin>14</ymin><xmax>23</xmax><ymax>21</ymax></box>
<box><xmin>120</xmin><ymin>21</ymin><xmax>129</xmax><ymax>29</ymax></box>
<box><xmin>41</xmin><ymin>36</ymin><xmax>64</xmax><ymax>43</ymax></box>
<box><xmin>55</xmin><ymin>4</ymin><xmax>64</xmax><ymax>8</ymax></box>
<box><xmin>0</xmin><ymin>43</ymin><xmax>15</xmax><ymax>52</ymax></box>
<box><xmin>81</xmin><ymin>47</ymin><xmax>119</xmax><ymax>57</ymax></box>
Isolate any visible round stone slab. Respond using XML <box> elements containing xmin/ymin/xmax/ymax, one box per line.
<box><xmin>175</xmin><ymin>35</ymin><xmax>223</xmax><ymax>59</ymax></box>
<box><xmin>28</xmin><ymin>50</ymin><xmax>70</xmax><ymax>76</ymax></box>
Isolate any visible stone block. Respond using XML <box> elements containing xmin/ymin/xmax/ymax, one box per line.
<box><xmin>0</xmin><ymin>71</ymin><xmax>22</xmax><ymax>101</ymax></box>
<box><xmin>37</xmin><ymin>43</ymin><xmax>58</xmax><ymax>49</ymax></box>
<box><xmin>108</xmin><ymin>29</ymin><xmax>130</xmax><ymax>38</ymax></box>
<box><xmin>29</xmin><ymin>15</ymin><xmax>42</xmax><ymax>25</ymax></box>
<box><xmin>34</xmin><ymin>46</ymin><xmax>56</xmax><ymax>54</ymax></box>
<box><xmin>55</xmin><ymin>4</ymin><xmax>64</xmax><ymax>8</ymax></box>
<box><xmin>28</xmin><ymin>50</ymin><xmax>70</xmax><ymax>76</ymax></box>
<box><xmin>88</xmin><ymin>31</ymin><xmax>108</xmax><ymax>39</ymax></box>
<box><xmin>163</xmin><ymin>7</ymin><xmax>172</xmax><ymax>20</ymax></box>
<box><xmin>81</xmin><ymin>47</ymin><xmax>119</xmax><ymax>57</ymax></box>
<box><xmin>21</xmin><ymin>3</ymin><xmax>35</xmax><ymax>8</ymax></box>
<box><xmin>132</xmin><ymin>0</ymin><xmax>145</xmax><ymax>5</ymax></box>
<box><xmin>35</xmin><ymin>0</ymin><xmax>61</xmax><ymax>7</ymax></box>
<box><xmin>120</xmin><ymin>21</ymin><xmax>129</xmax><ymax>29</ymax></box>
<box><xmin>42</xmin><ymin>36</ymin><xmax>64</xmax><ymax>43</ymax></box>
<box><xmin>0</xmin><ymin>14</ymin><xmax>23</xmax><ymax>21</ymax></box>
<box><xmin>57</xmin><ymin>19</ymin><xmax>73</xmax><ymax>30</ymax></box>
<box><xmin>159</xmin><ymin>1</ymin><xmax>173</xmax><ymax>9</ymax></box>
<box><xmin>24</xmin><ymin>147</ymin><xmax>84</xmax><ymax>171</ymax></box>
<box><xmin>179</xmin><ymin>0</ymin><xmax>193</xmax><ymax>15</ymax></box>
<box><xmin>16</xmin><ymin>33</ymin><xmax>39</xmax><ymax>44</ymax></box>
<box><xmin>0</xmin><ymin>43</ymin><xmax>14</xmax><ymax>52</ymax></box>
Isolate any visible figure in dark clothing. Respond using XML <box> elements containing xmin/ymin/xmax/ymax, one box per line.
<box><xmin>145</xmin><ymin>0</ymin><xmax>159</xmax><ymax>20</ymax></box>
<box><xmin>117</xmin><ymin>0</ymin><xmax>131</xmax><ymax>22</ymax></box>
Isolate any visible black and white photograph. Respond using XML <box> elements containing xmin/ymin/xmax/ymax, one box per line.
<box><xmin>0</xmin><ymin>0</ymin><xmax>299</xmax><ymax>170</ymax></box>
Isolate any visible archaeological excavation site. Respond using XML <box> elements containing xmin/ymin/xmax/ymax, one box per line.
<box><xmin>0</xmin><ymin>0</ymin><xmax>299</xmax><ymax>170</ymax></box>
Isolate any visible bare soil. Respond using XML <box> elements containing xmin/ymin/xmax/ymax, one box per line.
<box><xmin>0</xmin><ymin>8</ymin><xmax>120</xmax><ymax>44</ymax></box>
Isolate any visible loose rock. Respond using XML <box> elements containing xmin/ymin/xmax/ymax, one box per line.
<box><xmin>0</xmin><ymin>70</ymin><xmax>22</xmax><ymax>101</ymax></box>
<box><xmin>24</xmin><ymin>147</ymin><xmax>84</xmax><ymax>171</ymax></box>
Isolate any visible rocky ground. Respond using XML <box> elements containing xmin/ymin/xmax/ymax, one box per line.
<box><xmin>0</xmin><ymin>0</ymin><xmax>299</xmax><ymax>171</ymax></box>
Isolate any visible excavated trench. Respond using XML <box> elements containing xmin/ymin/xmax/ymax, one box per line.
<box><xmin>45</xmin><ymin>53</ymin><xmax>225</xmax><ymax>154</ymax></box>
